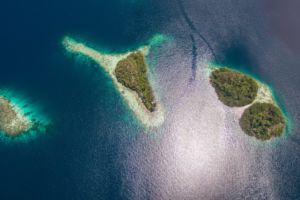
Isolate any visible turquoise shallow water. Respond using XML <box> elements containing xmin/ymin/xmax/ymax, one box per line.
<box><xmin>0</xmin><ymin>0</ymin><xmax>300</xmax><ymax>199</ymax></box>
<box><xmin>0</xmin><ymin>88</ymin><xmax>50</xmax><ymax>143</ymax></box>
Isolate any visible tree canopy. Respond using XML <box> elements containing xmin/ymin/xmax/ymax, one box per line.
<box><xmin>210</xmin><ymin>67</ymin><xmax>258</xmax><ymax>107</ymax></box>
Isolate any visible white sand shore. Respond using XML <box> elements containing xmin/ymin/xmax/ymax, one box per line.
<box><xmin>233</xmin><ymin>81</ymin><xmax>276</xmax><ymax>117</ymax></box>
<box><xmin>0</xmin><ymin>97</ymin><xmax>32</xmax><ymax>135</ymax></box>
<box><xmin>253</xmin><ymin>82</ymin><xmax>274</xmax><ymax>104</ymax></box>
<box><xmin>63</xmin><ymin>36</ymin><xmax>165</xmax><ymax>127</ymax></box>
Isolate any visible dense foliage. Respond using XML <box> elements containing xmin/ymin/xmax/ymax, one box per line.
<box><xmin>210</xmin><ymin>68</ymin><xmax>258</xmax><ymax>107</ymax></box>
<box><xmin>240</xmin><ymin>103</ymin><xmax>285</xmax><ymax>140</ymax></box>
<box><xmin>115</xmin><ymin>51</ymin><xmax>156</xmax><ymax>112</ymax></box>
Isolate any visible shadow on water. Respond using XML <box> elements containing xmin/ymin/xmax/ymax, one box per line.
<box><xmin>176</xmin><ymin>0</ymin><xmax>217</xmax><ymax>60</ymax></box>
<box><xmin>189</xmin><ymin>34</ymin><xmax>198</xmax><ymax>83</ymax></box>
<box><xmin>215</xmin><ymin>40</ymin><xmax>260</xmax><ymax>77</ymax></box>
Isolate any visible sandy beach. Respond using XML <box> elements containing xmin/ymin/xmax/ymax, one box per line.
<box><xmin>0</xmin><ymin>96</ymin><xmax>32</xmax><ymax>136</ymax></box>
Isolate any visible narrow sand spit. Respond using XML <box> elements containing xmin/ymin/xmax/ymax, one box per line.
<box><xmin>63</xmin><ymin>36</ymin><xmax>165</xmax><ymax>127</ymax></box>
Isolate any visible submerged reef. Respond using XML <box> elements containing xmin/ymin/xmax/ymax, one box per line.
<box><xmin>0</xmin><ymin>89</ymin><xmax>50</xmax><ymax>142</ymax></box>
<box><xmin>209</xmin><ymin>67</ymin><xmax>286</xmax><ymax>141</ymax></box>
<box><xmin>115</xmin><ymin>51</ymin><xmax>156</xmax><ymax>112</ymax></box>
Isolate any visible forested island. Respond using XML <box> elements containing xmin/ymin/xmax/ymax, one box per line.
<box><xmin>210</xmin><ymin>67</ymin><xmax>258</xmax><ymax>107</ymax></box>
<box><xmin>240</xmin><ymin>102</ymin><xmax>285</xmax><ymax>140</ymax></box>
<box><xmin>115</xmin><ymin>51</ymin><xmax>156</xmax><ymax>112</ymax></box>
<box><xmin>209</xmin><ymin>67</ymin><xmax>286</xmax><ymax>141</ymax></box>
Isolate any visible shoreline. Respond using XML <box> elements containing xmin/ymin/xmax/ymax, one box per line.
<box><xmin>0</xmin><ymin>88</ymin><xmax>50</xmax><ymax>142</ymax></box>
<box><xmin>0</xmin><ymin>96</ymin><xmax>33</xmax><ymax>136</ymax></box>
<box><xmin>63</xmin><ymin>36</ymin><xmax>165</xmax><ymax>127</ymax></box>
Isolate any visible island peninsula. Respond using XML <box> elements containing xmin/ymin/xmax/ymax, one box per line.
<box><xmin>63</xmin><ymin>36</ymin><xmax>165</xmax><ymax>127</ymax></box>
<box><xmin>209</xmin><ymin>67</ymin><xmax>286</xmax><ymax>141</ymax></box>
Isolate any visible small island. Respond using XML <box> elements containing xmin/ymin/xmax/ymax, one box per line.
<box><xmin>0</xmin><ymin>96</ymin><xmax>31</xmax><ymax>136</ymax></box>
<box><xmin>63</xmin><ymin>36</ymin><xmax>165</xmax><ymax>127</ymax></box>
<box><xmin>210</xmin><ymin>67</ymin><xmax>258</xmax><ymax>107</ymax></box>
<box><xmin>209</xmin><ymin>67</ymin><xmax>286</xmax><ymax>140</ymax></box>
<box><xmin>240</xmin><ymin>102</ymin><xmax>285</xmax><ymax>140</ymax></box>
<box><xmin>115</xmin><ymin>51</ymin><xmax>156</xmax><ymax>112</ymax></box>
<box><xmin>0</xmin><ymin>89</ymin><xmax>50</xmax><ymax>142</ymax></box>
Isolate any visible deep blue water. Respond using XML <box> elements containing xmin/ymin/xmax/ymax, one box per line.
<box><xmin>0</xmin><ymin>0</ymin><xmax>159</xmax><ymax>199</ymax></box>
<box><xmin>1</xmin><ymin>0</ymin><xmax>300</xmax><ymax>199</ymax></box>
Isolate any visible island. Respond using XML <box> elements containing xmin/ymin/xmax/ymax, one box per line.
<box><xmin>209</xmin><ymin>67</ymin><xmax>286</xmax><ymax>140</ymax></box>
<box><xmin>0</xmin><ymin>96</ymin><xmax>31</xmax><ymax>136</ymax></box>
<box><xmin>63</xmin><ymin>36</ymin><xmax>165</xmax><ymax>127</ymax></box>
<box><xmin>240</xmin><ymin>102</ymin><xmax>285</xmax><ymax>140</ymax></box>
<box><xmin>210</xmin><ymin>67</ymin><xmax>258</xmax><ymax>107</ymax></box>
<box><xmin>0</xmin><ymin>89</ymin><xmax>50</xmax><ymax>142</ymax></box>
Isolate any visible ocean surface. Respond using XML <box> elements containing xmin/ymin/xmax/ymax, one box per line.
<box><xmin>0</xmin><ymin>0</ymin><xmax>300</xmax><ymax>199</ymax></box>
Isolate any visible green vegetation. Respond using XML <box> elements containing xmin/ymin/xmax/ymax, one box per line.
<box><xmin>0</xmin><ymin>97</ymin><xmax>30</xmax><ymax>136</ymax></box>
<box><xmin>210</xmin><ymin>67</ymin><xmax>258</xmax><ymax>107</ymax></box>
<box><xmin>240</xmin><ymin>103</ymin><xmax>285</xmax><ymax>140</ymax></box>
<box><xmin>115</xmin><ymin>51</ymin><xmax>156</xmax><ymax>112</ymax></box>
